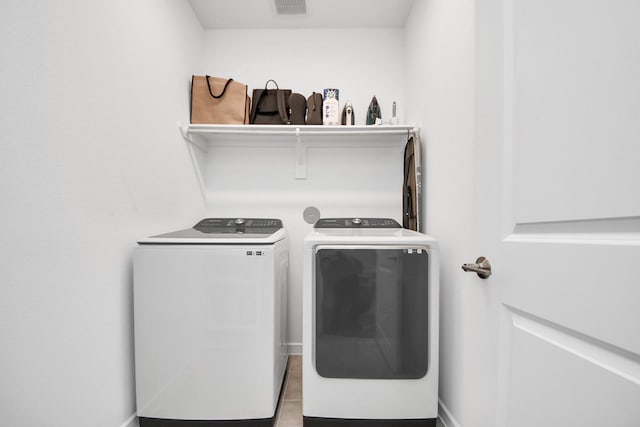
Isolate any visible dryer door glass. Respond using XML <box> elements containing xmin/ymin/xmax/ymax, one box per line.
<box><xmin>314</xmin><ymin>247</ymin><xmax>429</xmax><ymax>379</ymax></box>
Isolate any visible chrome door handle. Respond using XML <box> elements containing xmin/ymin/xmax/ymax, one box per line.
<box><xmin>461</xmin><ymin>257</ymin><xmax>492</xmax><ymax>279</ymax></box>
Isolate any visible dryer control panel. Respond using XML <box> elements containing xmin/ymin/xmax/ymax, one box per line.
<box><xmin>314</xmin><ymin>218</ymin><xmax>401</xmax><ymax>229</ymax></box>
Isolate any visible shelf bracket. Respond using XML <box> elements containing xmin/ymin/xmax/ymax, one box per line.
<box><xmin>178</xmin><ymin>122</ymin><xmax>207</xmax><ymax>200</ymax></box>
<box><xmin>294</xmin><ymin>127</ymin><xmax>307</xmax><ymax>180</ymax></box>
<box><xmin>178</xmin><ymin>122</ymin><xmax>208</xmax><ymax>153</ymax></box>
<box><xmin>178</xmin><ymin>122</ymin><xmax>192</xmax><ymax>143</ymax></box>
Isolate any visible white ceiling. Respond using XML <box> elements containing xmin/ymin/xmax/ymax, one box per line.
<box><xmin>188</xmin><ymin>0</ymin><xmax>416</xmax><ymax>29</ymax></box>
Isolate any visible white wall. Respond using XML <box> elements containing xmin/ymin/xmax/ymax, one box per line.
<box><xmin>405</xmin><ymin>1</ymin><xmax>475</xmax><ymax>426</ymax></box>
<box><xmin>202</xmin><ymin>28</ymin><xmax>406</xmax><ymax>125</ymax></box>
<box><xmin>199</xmin><ymin>28</ymin><xmax>408</xmax><ymax>350</ymax></box>
<box><xmin>0</xmin><ymin>1</ymin><xmax>204</xmax><ymax>426</ymax></box>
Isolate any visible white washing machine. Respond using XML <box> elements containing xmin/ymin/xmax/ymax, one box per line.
<box><xmin>303</xmin><ymin>218</ymin><xmax>439</xmax><ymax>427</ymax></box>
<box><xmin>134</xmin><ymin>218</ymin><xmax>288</xmax><ymax>427</ymax></box>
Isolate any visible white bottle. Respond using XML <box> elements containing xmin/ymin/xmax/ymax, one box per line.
<box><xmin>389</xmin><ymin>101</ymin><xmax>399</xmax><ymax>125</ymax></box>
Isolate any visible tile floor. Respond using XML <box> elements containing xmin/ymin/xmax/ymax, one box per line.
<box><xmin>274</xmin><ymin>355</ymin><xmax>303</xmax><ymax>427</ymax></box>
<box><xmin>273</xmin><ymin>355</ymin><xmax>444</xmax><ymax>427</ymax></box>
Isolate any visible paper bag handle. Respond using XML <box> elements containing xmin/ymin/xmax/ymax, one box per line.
<box><xmin>206</xmin><ymin>75</ymin><xmax>234</xmax><ymax>99</ymax></box>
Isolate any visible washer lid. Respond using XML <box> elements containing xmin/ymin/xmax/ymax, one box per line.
<box><xmin>138</xmin><ymin>218</ymin><xmax>286</xmax><ymax>244</ymax></box>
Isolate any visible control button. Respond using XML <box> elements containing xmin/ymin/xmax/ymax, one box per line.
<box><xmin>352</xmin><ymin>218</ymin><xmax>362</xmax><ymax>225</ymax></box>
<box><xmin>234</xmin><ymin>218</ymin><xmax>245</xmax><ymax>225</ymax></box>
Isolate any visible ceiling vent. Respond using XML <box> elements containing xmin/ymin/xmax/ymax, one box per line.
<box><xmin>274</xmin><ymin>0</ymin><xmax>307</xmax><ymax>15</ymax></box>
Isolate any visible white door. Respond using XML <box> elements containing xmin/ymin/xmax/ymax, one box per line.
<box><xmin>471</xmin><ymin>1</ymin><xmax>640</xmax><ymax>426</ymax></box>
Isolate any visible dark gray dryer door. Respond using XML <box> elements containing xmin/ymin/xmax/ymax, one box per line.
<box><xmin>314</xmin><ymin>246</ymin><xmax>430</xmax><ymax>379</ymax></box>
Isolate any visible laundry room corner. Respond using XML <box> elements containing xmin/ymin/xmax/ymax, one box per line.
<box><xmin>405</xmin><ymin>0</ymin><xmax>476</xmax><ymax>426</ymax></box>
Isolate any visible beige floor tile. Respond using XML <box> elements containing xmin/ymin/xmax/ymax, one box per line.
<box><xmin>288</xmin><ymin>354</ymin><xmax>302</xmax><ymax>374</ymax></box>
<box><xmin>284</xmin><ymin>372</ymin><xmax>301</xmax><ymax>400</ymax></box>
<box><xmin>283</xmin><ymin>355</ymin><xmax>302</xmax><ymax>401</ymax></box>
<box><xmin>276</xmin><ymin>400</ymin><xmax>303</xmax><ymax>427</ymax></box>
<box><xmin>284</xmin><ymin>373</ymin><xmax>302</xmax><ymax>401</ymax></box>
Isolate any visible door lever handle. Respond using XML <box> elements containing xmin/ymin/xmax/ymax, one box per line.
<box><xmin>461</xmin><ymin>256</ymin><xmax>492</xmax><ymax>279</ymax></box>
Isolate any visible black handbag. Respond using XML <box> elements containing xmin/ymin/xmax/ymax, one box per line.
<box><xmin>250</xmin><ymin>80</ymin><xmax>291</xmax><ymax>124</ymax></box>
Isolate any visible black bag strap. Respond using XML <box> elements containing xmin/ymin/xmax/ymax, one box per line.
<box><xmin>266</xmin><ymin>79</ymin><xmax>288</xmax><ymax>124</ymax></box>
<box><xmin>205</xmin><ymin>75</ymin><xmax>234</xmax><ymax>99</ymax></box>
<box><xmin>265</xmin><ymin>79</ymin><xmax>279</xmax><ymax>89</ymax></box>
<box><xmin>266</xmin><ymin>79</ymin><xmax>287</xmax><ymax>124</ymax></box>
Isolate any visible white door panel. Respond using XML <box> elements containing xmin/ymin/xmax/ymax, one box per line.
<box><xmin>499</xmin><ymin>242</ymin><xmax>640</xmax><ymax>353</ymax></box>
<box><xmin>508</xmin><ymin>0</ymin><xmax>640</xmax><ymax>223</ymax></box>
<box><xmin>473</xmin><ymin>0</ymin><xmax>640</xmax><ymax>426</ymax></box>
<box><xmin>498</xmin><ymin>307</ymin><xmax>640</xmax><ymax>427</ymax></box>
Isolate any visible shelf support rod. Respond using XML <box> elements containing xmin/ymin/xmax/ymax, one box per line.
<box><xmin>178</xmin><ymin>122</ymin><xmax>207</xmax><ymax>200</ymax></box>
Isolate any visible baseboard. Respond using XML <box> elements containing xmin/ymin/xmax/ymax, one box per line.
<box><xmin>120</xmin><ymin>413</ymin><xmax>139</xmax><ymax>427</ymax></box>
<box><xmin>288</xmin><ymin>342</ymin><xmax>302</xmax><ymax>355</ymax></box>
<box><xmin>438</xmin><ymin>400</ymin><xmax>461</xmax><ymax>427</ymax></box>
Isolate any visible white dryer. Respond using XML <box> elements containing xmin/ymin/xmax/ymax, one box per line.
<box><xmin>134</xmin><ymin>218</ymin><xmax>288</xmax><ymax>427</ymax></box>
<box><xmin>303</xmin><ymin>218</ymin><xmax>439</xmax><ymax>427</ymax></box>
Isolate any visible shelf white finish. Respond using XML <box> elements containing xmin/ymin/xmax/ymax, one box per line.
<box><xmin>181</xmin><ymin>124</ymin><xmax>415</xmax><ymax>145</ymax></box>
<box><xmin>179</xmin><ymin>124</ymin><xmax>417</xmax><ymax>197</ymax></box>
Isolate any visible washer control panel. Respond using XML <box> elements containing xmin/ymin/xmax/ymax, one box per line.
<box><xmin>193</xmin><ymin>218</ymin><xmax>283</xmax><ymax>234</ymax></box>
<box><xmin>314</xmin><ymin>218</ymin><xmax>401</xmax><ymax>229</ymax></box>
